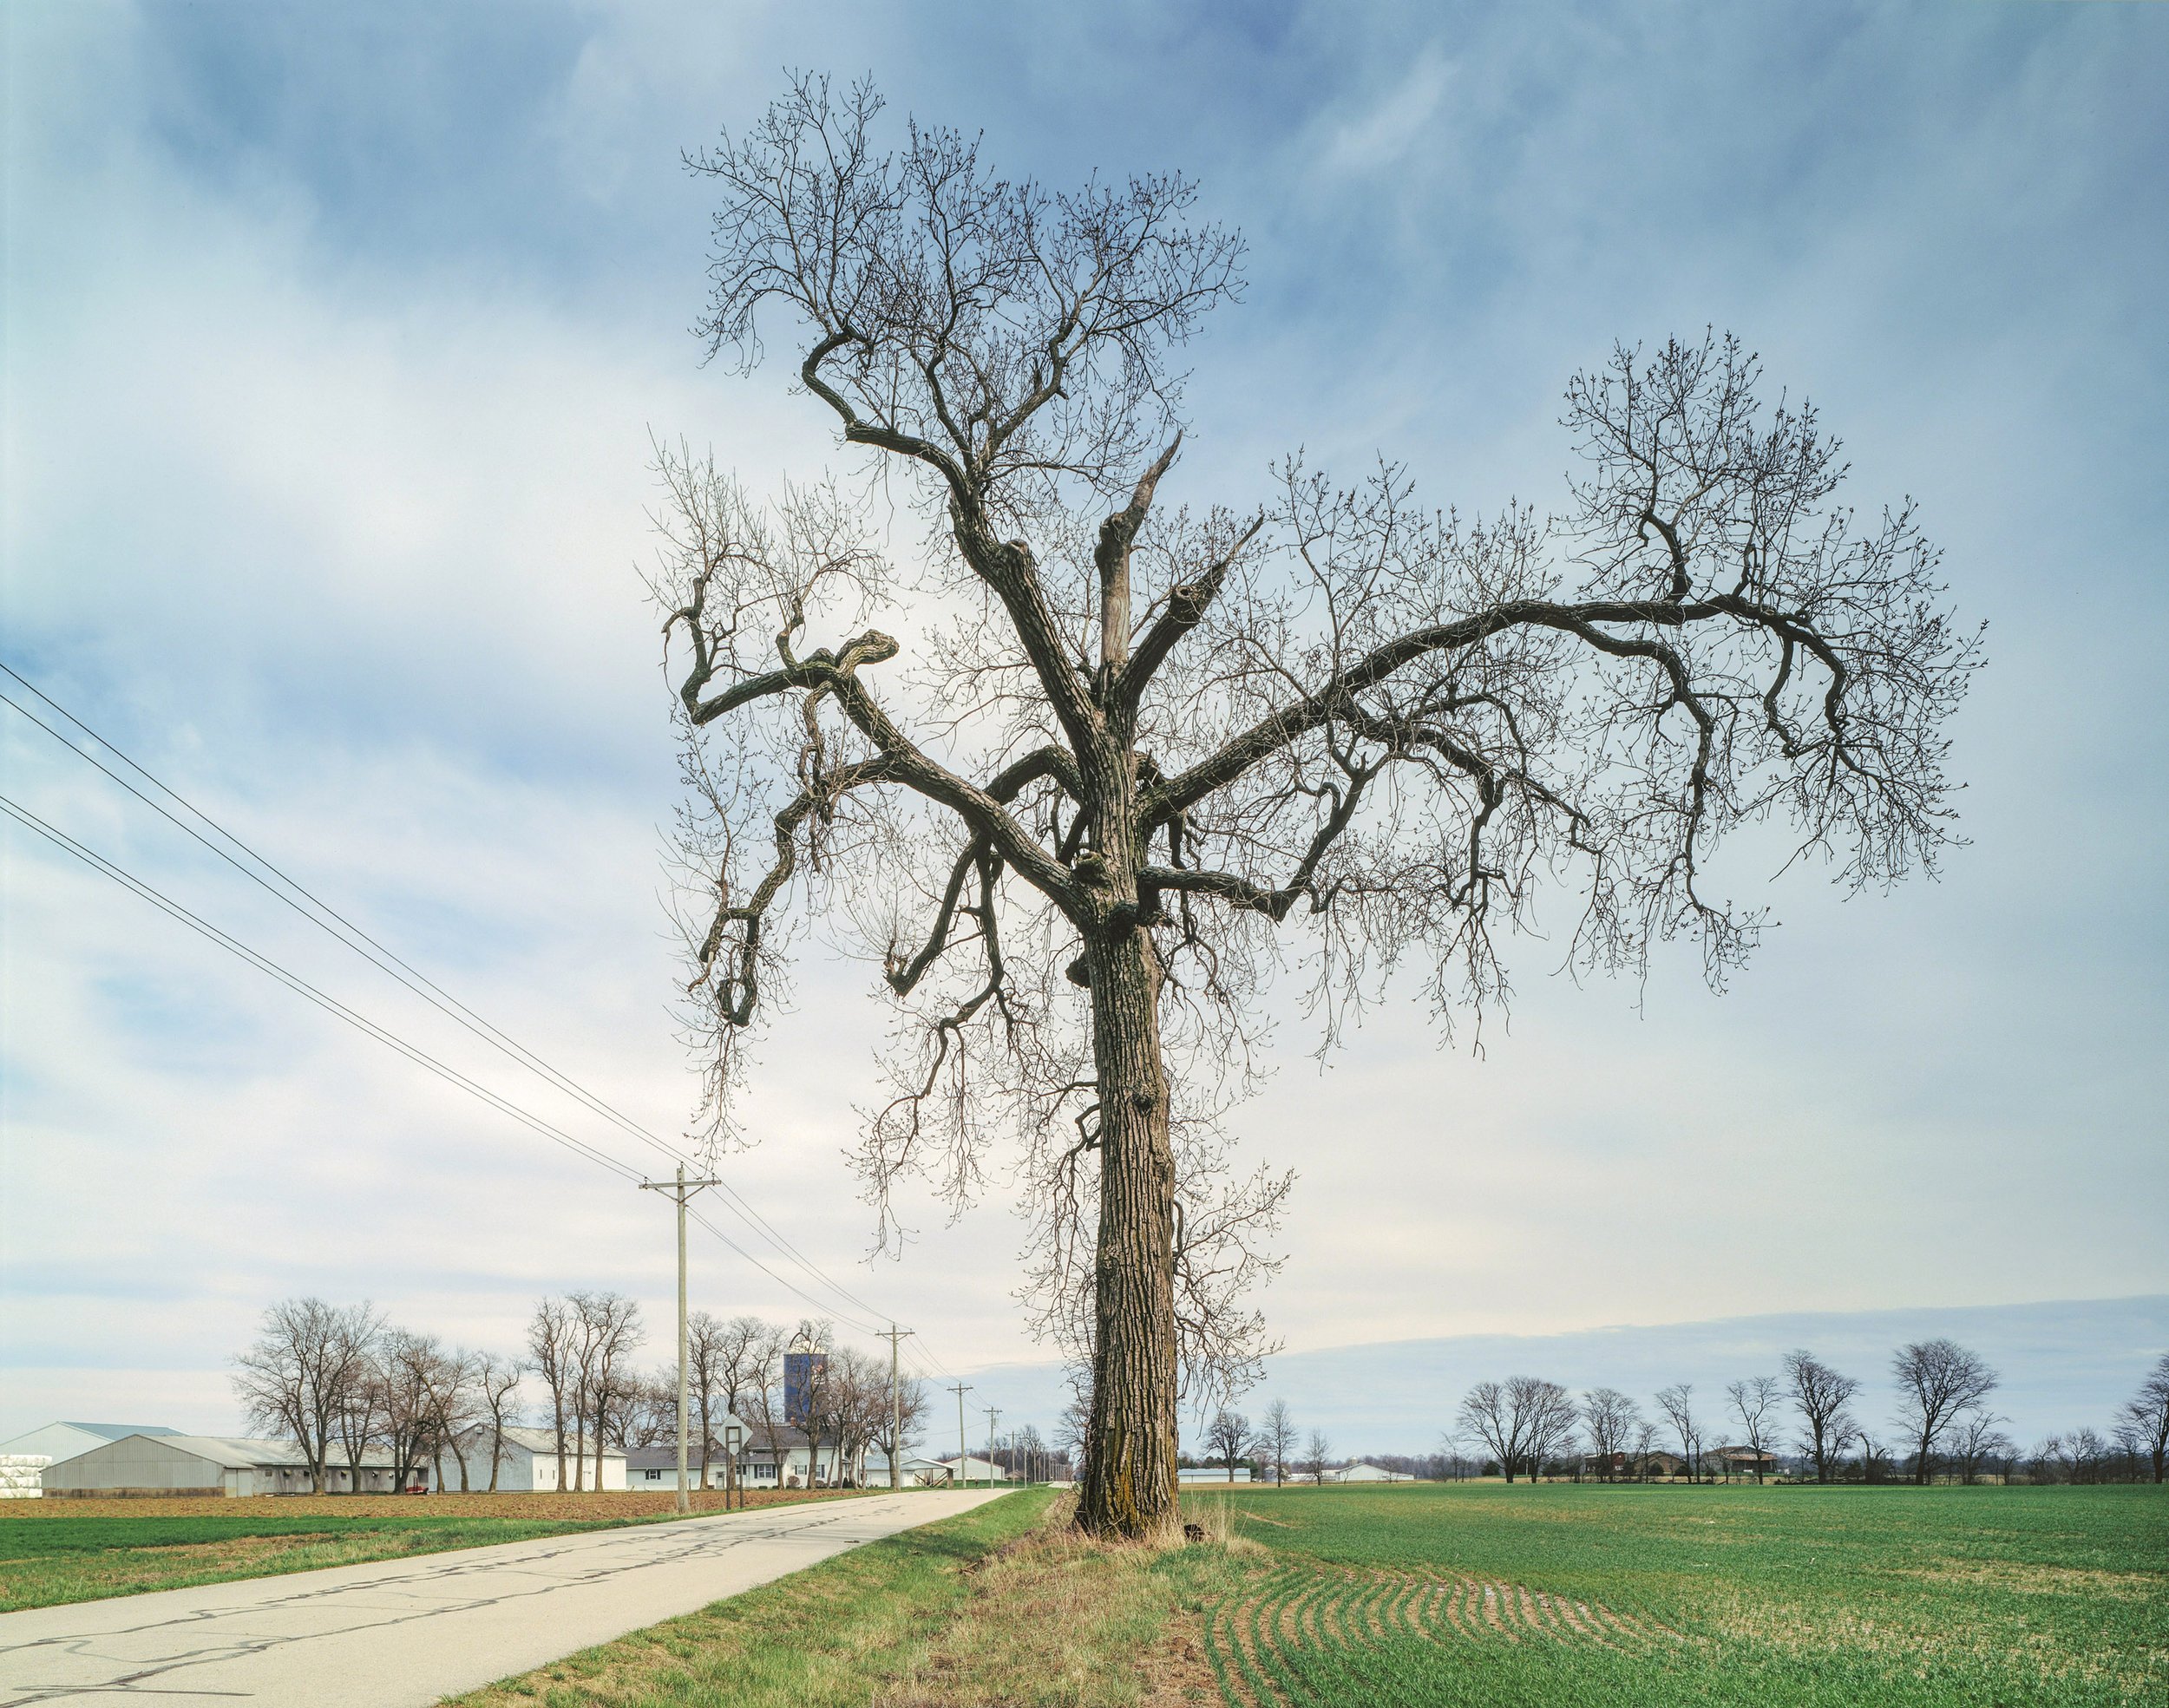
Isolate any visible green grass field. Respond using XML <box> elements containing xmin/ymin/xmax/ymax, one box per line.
<box><xmin>0</xmin><ymin>1490</ymin><xmax>861</xmax><ymax>1611</ymax></box>
<box><xmin>1175</xmin><ymin>1482</ymin><xmax>2169</xmax><ymax>1707</ymax></box>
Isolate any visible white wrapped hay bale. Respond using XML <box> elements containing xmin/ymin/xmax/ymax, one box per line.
<box><xmin>0</xmin><ymin>1455</ymin><xmax>52</xmax><ymax>1497</ymax></box>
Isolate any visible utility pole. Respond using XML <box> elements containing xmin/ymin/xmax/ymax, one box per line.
<box><xmin>639</xmin><ymin>1162</ymin><xmax>718</xmax><ymax>1515</ymax></box>
<box><xmin>876</xmin><ymin>1325</ymin><xmax>913</xmax><ymax>1489</ymax></box>
<box><xmin>985</xmin><ymin>1408</ymin><xmax>1001</xmax><ymax>1490</ymax></box>
<box><xmin>949</xmin><ymin>1381</ymin><xmax>971</xmax><ymax>1489</ymax></box>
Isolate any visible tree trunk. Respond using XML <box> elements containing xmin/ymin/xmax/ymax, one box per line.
<box><xmin>1074</xmin><ymin>923</ymin><xmax>1180</xmax><ymax>1541</ymax></box>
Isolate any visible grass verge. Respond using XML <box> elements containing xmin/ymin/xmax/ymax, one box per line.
<box><xmin>444</xmin><ymin>1488</ymin><xmax>1215</xmax><ymax>1708</ymax></box>
<box><xmin>0</xmin><ymin>1489</ymin><xmax>866</xmax><ymax>1612</ymax></box>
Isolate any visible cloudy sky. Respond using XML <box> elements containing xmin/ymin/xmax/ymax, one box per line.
<box><xmin>3</xmin><ymin>1</ymin><xmax>2165</xmax><ymax>1440</ymax></box>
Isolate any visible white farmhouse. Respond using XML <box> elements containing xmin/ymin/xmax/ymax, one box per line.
<box><xmin>437</xmin><ymin>1425</ymin><xmax>628</xmax><ymax>1492</ymax></box>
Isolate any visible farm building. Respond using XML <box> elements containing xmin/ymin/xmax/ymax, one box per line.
<box><xmin>933</xmin><ymin>1455</ymin><xmax>1010</xmax><ymax>1484</ymax></box>
<box><xmin>40</xmin><ymin>1433</ymin><xmax>419</xmax><ymax>1497</ymax></box>
<box><xmin>1179</xmin><ymin>1466</ymin><xmax>1253</xmax><ymax>1483</ymax></box>
<box><xmin>862</xmin><ymin>1450</ymin><xmax>956</xmax><ymax>1486</ymax></box>
<box><xmin>0</xmin><ymin>1421</ymin><xmax>183</xmax><ymax>1463</ymax></box>
<box><xmin>1328</xmin><ymin>1463</ymin><xmax>1414</xmax><ymax>1482</ymax></box>
<box><xmin>437</xmin><ymin>1425</ymin><xmax>628</xmax><ymax>1491</ymax></box>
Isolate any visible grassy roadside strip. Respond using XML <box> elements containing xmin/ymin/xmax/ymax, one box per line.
<box><xmin>0</xmin><ymin>1489</ymin><xmax>869</xmax><ymax>1613</ymax></box>
<box><xmin>444</xmin><ymin>1489</ymin><xmax>1218</xmax><ymax>1708</ymax></box>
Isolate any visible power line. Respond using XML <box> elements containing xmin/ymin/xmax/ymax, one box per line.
<box><xmin>0</xmin><ymin>661</ymin><xmax>906</xmax><ymax>1334</ymax></box>
<box><xmin>0</xmin><ymin>792</ymin><xmax>645</xmax><ymax>1183</ymax></box>
<box><xmin>1</xmin><ymin>789</ymin><xmax>898</xmax><ymax>1333</ymax></box>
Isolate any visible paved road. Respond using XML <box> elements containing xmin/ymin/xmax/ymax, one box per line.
<box><xmin>0</xmin><ymin>1489</ymin><xmax>1010</xmax><ymax>1706</ymax></box>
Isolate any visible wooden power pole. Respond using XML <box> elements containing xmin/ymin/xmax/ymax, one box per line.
<box><xmin>639</xmin><ymin>1162</ymin><xmax>718</xmax><ymax>1515</ymax></box>
<box><xmin>877</xmin><ymin>1325</ymin><xmax>913</xmax><ymax>1488</ymax></box>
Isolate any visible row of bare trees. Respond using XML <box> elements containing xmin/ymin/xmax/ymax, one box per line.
<box><xmin>1438</xmin><ymin>1345</ymin><xmax>2169</xmax><ymax>1485</ymax></box>
<box><xmin>233</xmin><ymin>1299</ymin><xmax>522</xmax><ymax>1495</ymax></box>
<box><xmin>1190</xmin><ymin>1400</ymin><xmax>1334</xmax><ymax>1483</ymax></box>
<box><xmin>233</xmin><ymin>1297</ymin><xmax>934</xmax><ymax>1494</ymax></box>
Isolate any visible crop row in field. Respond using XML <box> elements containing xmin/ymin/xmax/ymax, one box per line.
<box><xmin>1176</xmin><ymin>1482</ymin><xmax>2169</xmax><ymax>1706</ymax></box>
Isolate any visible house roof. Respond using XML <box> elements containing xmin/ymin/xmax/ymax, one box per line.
<box><xmin>0</xmin><ymin>1422</ymin><xmax>185</xmax><ymax>1459</ymax></box>
<box><xmin>463</xmin><ymin>1425</ymin><xmax>626</xmax><ymax>1459</ymax></box>
<box><xmin>137</xmin><ymin>1434</ymin><xmax>313</xmax><ymax>1469</ymax></box>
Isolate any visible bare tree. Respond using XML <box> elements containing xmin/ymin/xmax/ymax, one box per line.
<box><xmin>331</xmin><ymin>1357</ymin><xmax>386</xmax><ymax>1495</ymax></box>
<box><xmin>1259</xmin><ymin>1399</ymin><xmax>1297</xmax><ymax>1486</ymax></box>
<box><xmin>1581</xmin><ymin>1387</ymin><xmax>1640</xmax><ymax>1481</ymax></box>
<box><xmin>1204</xmin><ymin>1408</ymin><xmax>1253</xmax><ymax>1482</ymax></box>
<box><xmin>422</xmin><ymin>1348</ymin><xmax>482</xmax><ymax>1493</ymax></box>
<box><xmin>474</xmin><ymin>1353</ymin><xmax>523</xmax><ymax>1492</ymax></box>
<box><xmin>231</xmin><ymin>1299</ymin><xmax>381</xmax><ymax>1494</ymax></box>
<box><xmin>376</xmin><ymin>1328</ymin><xmax>453</xmax><ymax>1490</ymax></box>
<box><xmin>1631</xmin><ymin>1417</ymin><xmax>1661</xmax><ymax>1481</ymax></box>
<box><xmin>576</xmin><ymin>1292</ymin><xmax>645</xmax><ymax>1490</ymax></box>
<box><xmin>1460</xmin><ymin>1377</ymin><xmax>1571</xmax><ymax>1482</ymax></box>
<box><xmin>2115</xmin><ymin>1353</ymin><xmax>2169</xmax><ymax>1483</ymax></box>
<box><xmin>1726</xmin><ymin>1376</ymin><xmax>1783</xmax><ymax>1483</ymax></box>
<box><xmin>665</xmin><ymin>77</ymin><xmax>1979</xmax><ymax>1539</ymax></box>
<box><xmin>1783</xmin><ymin>1350</ymin><xmax>1859</xmax><ymax>1483</ymax></box>
<box><xmin>1301</xmin><ymin>1429</ymin><xmax>1334</xmax><ymax>1485</ymax></box>
<box><xmin>1526</xmin><ymin>1381</ymin><xmax>1579</xmax><ymax>1482</ymax></box>
<box><xmin>527</xmin><ymin>1297</ymin><xmax>578</xmax><ymax>1491</ymax></box>
<box><xmin>1891</xmin><ymin>1338</ymin><xmax>1998</xmax><ymax>1485</ymax></box>
<box><xmin>1949</xmin><ymin>1410</ymin><xmax>2013</xmax><ymax>1484</ymax></box>
<box><xmin>1655</xmin><ymin>1384</ymin><xmax>1701</xmax><ymax>1482</ymax></box>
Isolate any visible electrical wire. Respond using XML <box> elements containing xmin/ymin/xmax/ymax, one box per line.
<box><xmin>1</xmin><ymin>661</ymin><xmax>911</xmax><ymax>1334</ymax></box>
<box><xmin>1</xmin><ymin>789</ymin><xmax>902</xmax><ymax>1332</ymax></box>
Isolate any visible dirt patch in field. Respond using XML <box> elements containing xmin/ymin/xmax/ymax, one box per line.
<box><xmin>1904</xmin><ymin>1558</ymin><xmax>2164</xmax><ymax>1600</ymax></box>
<box><xmin>0</xmin><ymin>1488</ymin><xmax>860</xmax><ymax>1522</ymax></box>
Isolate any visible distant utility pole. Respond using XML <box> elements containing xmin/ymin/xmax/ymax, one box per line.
<box><xmin>877</xmin><ymin>1325</ymin><xmax>913</xmax><ymax>1489</ymax></box>
<box><xmin>985</xmin><ymin>1408</ymin><xmax>1001</xmax><ymax>1490</ymax></box>
<box><xmin>950</xmin><ymin>1381</ymin><xmax>971</xmax><ymax>1489</ymax></box>
<box><xmin>639</xmin><ymin>1162</ymin><xmax>718</xmax><ymax>1515</ymax></box>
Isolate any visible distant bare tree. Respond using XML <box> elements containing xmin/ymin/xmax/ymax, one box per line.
<box><xmin>1581</xmin><ymin>1387</ymin><xmax>1640</xmax><ymax>1480</ymax></box>
<box><xmin>1461</xmin><ymin>1378</ymin><xmax>1572</xmax><ymax>1482</ymax></box>
<box><xmin>231</xmin><ymin>1298</ymin><xmax>381</xmax><ymax>1495</ymax></box>
<box><xmin>1783</xmin><ymin>1351</ymin><xmax>1859</xmax><ymax>1483</ymax></box>
<box><xmin>526</xmin><ymin>1297</ymin><xmax>578</xmax><ymax>1491</ymax></box>
<box><xmin>1204</xmin><ymin>1408</ymin><xmax>1253</xmax><ymax>1482</ymax></box>
<box><xmin>1055</xmin><ymin>1389</ymin><xmax>1091</xmax><ymax>1481</ymax></box>
<box><xmin>1726</xmin><ymin>1376</ymin><xmax>1783</xmax><ymax>1482</ymax></box>
<box><xmin>376</xmin><ymin>1329</ymin><xmax>453</xmax><ymax>1490</ymax></box>
<box><xmin>1259</xmin><ymin>1399</ymin><xmax>1298</xmax><ymax>1485</ymax></box>
<box><xmin>421</xmin><ymin>1348</ymin><xmax>482</xmax><ymax>1492</ymax></box>
<box><xmin>1891</xmin><ymin>1338</ymin><xmax>1998</xmax><ymax>1485</ymax></box>
<box><xmin>1301</xmin><ymin>1429</ymin><xmax>1334</xmax><ymax>1485</ymax></box>
<box><xmin>665</xmin><ymin>75</ymin><xmax>1980</xmax><ymax>1539</ymax></box>
<box><xmin>474</xmin><ymin>1352</ymin><xmax>523</xmax><ymax>1492</ymax></box>
<box><xmin>575</xmin><ymin>1292</ymin><xmax>645</xmax><ymax>1490</ymax></box>
<box><xmin>1526</xmin><ymin>1381</ymin><xmax>1579</xmax><ymax>1482</ymax></box>
<box><xmin>1655</xmin><ymin>1384</ymin><xmax>1701</xmax><ymax>1482</ymax></box>
<box><xmin>1631</xmin><ymin>1417</ymin><xmax>1661</xmax><ymax>1481</ymax></box>
<box><xmin>1949</xmin><ymin>1410</ymin><xmax>2013</xmax><ymax>1484</ymax></box>
<box><xmin>2115</xmin><ymin>1353</ymin><xmax>2169</xmax><ymax>1483</ymax></box>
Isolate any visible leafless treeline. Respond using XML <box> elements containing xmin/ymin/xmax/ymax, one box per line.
<box><xmin>1422</xmin><ymin>1344</ymin><xmax>2169</xmax><ymax>1485</ymax></box>
<box><xmin>232</xmin><ymin>1296</ymin><xmax>930</xmax><ymax>1494</ymax></box>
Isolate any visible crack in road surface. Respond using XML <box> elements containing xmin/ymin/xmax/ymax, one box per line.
<box><xmin>0</xmin><ymin>1489</ymin><xmax>1006</xmax><ymax>1707</ymax></box>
